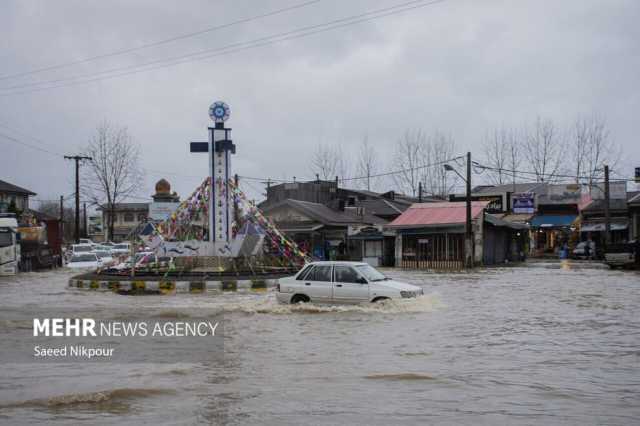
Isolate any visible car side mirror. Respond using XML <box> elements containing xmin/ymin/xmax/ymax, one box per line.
<box><xmin>357</xmin><ymin>277</ymin><xmax>368</xmax><ymax>285</ymax></box>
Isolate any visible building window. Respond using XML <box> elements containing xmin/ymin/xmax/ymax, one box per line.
<box><xmin>124</xmin><ymin>212</ymin><xmax>134</xmax><ymax>222</ymax></box>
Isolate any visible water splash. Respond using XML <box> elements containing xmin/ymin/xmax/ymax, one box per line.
<box><xmin>221</xmin><ymin>294</ymin><xmax>444</xmax><ymax>315</ymax></box>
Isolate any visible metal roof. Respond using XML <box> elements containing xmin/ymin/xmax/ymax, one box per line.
<box><xmin>263</xmin><ymin>199</ymin><xmax>387</xmax><ymax>226</ymax></box>
<box><xmin>387</xmin><ymin>201</ymin><xmax>488</xmax><ymax>228</ymax></box>
<box><xmin>0</xmin><ymin>179</ymin><xmax>36</xmax><ymax>196</ymax></box>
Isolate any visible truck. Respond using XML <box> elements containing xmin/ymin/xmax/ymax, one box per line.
<box><xmin>0</xmin><ymin>212</ymin><xmax>63</xmax><ymax>275</ymax></box>
<box><xmin>0</xmin><ymin>214</ymin><xmax>20</xmax><ymax>276</ymax></box>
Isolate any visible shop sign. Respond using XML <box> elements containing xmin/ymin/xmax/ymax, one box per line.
<box><xmin>512</xmin><ymin>193</ymin><xmax>535</xmax><ymax>214</ymax></box>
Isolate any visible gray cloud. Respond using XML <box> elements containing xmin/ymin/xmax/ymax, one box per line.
<box><xmin>1</xmin><ymin>0</ymin><xmax>638</xmax><ymax>206</ymax></box>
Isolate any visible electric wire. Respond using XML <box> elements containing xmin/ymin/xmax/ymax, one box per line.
<box><xmin>0</xmin><ymin>0</ymin><xmax>324</xmax><ymax>82</ymax></box>
<box><xmin>0</xmin><ymin>0</ymin><xmax>450</xmax><ymax>96</ymax></box>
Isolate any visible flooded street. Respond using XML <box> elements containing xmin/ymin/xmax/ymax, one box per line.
<box><xmin>1</xmin><ymin>262</ymin><xmax>639</xmax><ymax>425</ymax></box>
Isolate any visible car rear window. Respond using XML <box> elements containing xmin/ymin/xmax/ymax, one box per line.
<box><xmin>306</xmin><ymin>265</ymin><xmax>332</xmax><ymax>282</ymax></box>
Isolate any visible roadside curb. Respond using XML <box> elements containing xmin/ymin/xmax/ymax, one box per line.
<box><xmin>67</xmin><ymin>277</ymin><xmax>277</xmax><ymax>294</ymax></box>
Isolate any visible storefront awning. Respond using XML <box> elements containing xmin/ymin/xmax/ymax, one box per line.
<box><xmin>530</xmin><ymin>215</ymin><xmax>577</xmax><ymax>228</ymax></box>
<box><xmin>581</xmin><ymin>220</ymin><xmax>628</xmax><ymax>232</ymax></box>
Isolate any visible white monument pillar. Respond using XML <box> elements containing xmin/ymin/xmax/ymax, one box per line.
<box><xmin>208</xmin><ymin>102</ymin><xmax>235</xmax><ymax>253</ymax></box>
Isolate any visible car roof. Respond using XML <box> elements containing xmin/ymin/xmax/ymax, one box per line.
<box><xmin>305</xmin><ymin>261</ymin><xmax>368</xmax><ymax>266</ymax></box>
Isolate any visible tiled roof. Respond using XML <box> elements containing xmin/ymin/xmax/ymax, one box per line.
<box><xmin>582</xmin><ymin>198</ymin><xmax>628</xmax><ymax>212</ymax></box>
<box><xmin>263</xmin><ymin>199</ymin><xmax>387</xmax><ymax>226</ymax></box>
<box><xmin>0</xmin><ymin>179</ymin><xmax>36</xmax><ymax>196</ymax></box>
<box><xmin>388</xmin><ymin>201</ymin><xmax>489</xmax><ymax>228</ymax></box>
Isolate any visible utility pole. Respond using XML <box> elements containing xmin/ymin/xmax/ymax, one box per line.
<box><xmin>83</xmin><ymin>202</ymin><xmax>87</xmax><ymax>238</ymax></box>
<box><xmin>466</xmin><ymin>151</ymin><xmax>473</xmax><ymax>268</ymax></box>
<box><xmin>64</xmin><ymin>155</ymin><xmax>92</xmax><ymax>243</ymax></box>
<box><xmin>418</xmin><ymin>182</ymin><xmax>423</xmax><ymax>203</ymax></box>
<box><xmin>604</xmin><ymin>164</ymin><xmax>611</xmax><ymax>245</ymax></box>
<box><xmin>59</xmin><ymin>195</ymin><xmax>64</xmax><ymax>243</ymax></box>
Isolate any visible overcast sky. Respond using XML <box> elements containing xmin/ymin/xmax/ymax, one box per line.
<box><xmin>1</xmin><ymin>0</ymin><xmax>639</xmax><ymax>210</ymax></box>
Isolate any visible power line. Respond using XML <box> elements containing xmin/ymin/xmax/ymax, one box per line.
<box><xmin>0</xmin><ymin>0</ymin><xmax>323</xmax><ymax>82</ymax></box>
<box><xmin>472</xmin><ymin>162</ymin><xmax>637</xmax><ymax>183</ymax></box>
<box><xmin>0</xmin><ymin>0</ymin><xmax>450</xmax><ymax>96</ymax></box>
<box><xmin>0</xmin><ymin>131</ymin><xmax>64</xmax><ymax>158</ymax></box>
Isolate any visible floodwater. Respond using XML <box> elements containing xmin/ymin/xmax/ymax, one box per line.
<box><xmin>1</xmin><ymin>262</ymin><xmax>639</xmax><ymax>425</ymax></box>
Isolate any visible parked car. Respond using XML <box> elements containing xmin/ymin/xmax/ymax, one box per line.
<box><xmin>113</xmin><ymin>252</ymin><xmax>158</xmax><ymax>270</ymax></box>
<box><xmin>93</xmin><ymin>244</ymin><xmax>113</xmax><ymax>253</ymax></box>
<box><xmin>71</xmin><ymin>243</ymin><xmax>93</xmax><ymax>254</ymax></box>
<box><xmin>110</xmin><ymin>242</ymin><xmax>131</xmax><ymax>256</ymax></box>
<box><xmin>78</xmin><ymin>238</ymin><xmax>95</xmax><ymax>247</ymax></box>
<box><xmin>67</xmin><ymin>253</ymin><xmax>102</xmax><ymax>269</ymax></box>
<box><xmin>101</xmin><ymin>241</ymin><xmax>115</xmax><ymax>248</ymax></box>
<box><xmin>572</xmin><ymin>241</ymin><xmax>588</xmax><ymax>258</ymax></box>
<box><xmin>604</xmin><ymin>241</ymin><xmax>639</xmax><ymax>269</ymax></box>
<box><xmin>67</xmin><ymin>243</ymin><xmax>93</xmax><ymax>261</ymax></box>
<box><xmin>93</xmin><ymin>249</ymin><xmax>114</xmax><ymax>266</ymax></box>
<box><xmin>276</xmin><ymin>261</ymin><xmax>423</xmax><ymax>305</ymax></box>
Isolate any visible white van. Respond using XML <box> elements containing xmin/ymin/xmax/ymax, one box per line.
<box><xmin>275</xmin><ymin>261</ymin><xmax>423</xmax><ymax>305</ymax></box>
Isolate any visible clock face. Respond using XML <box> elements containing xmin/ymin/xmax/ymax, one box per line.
<box><xmin>209</xmin><ymin>101</ymin><xmax>230</xmax><ymax>123</ymax></box>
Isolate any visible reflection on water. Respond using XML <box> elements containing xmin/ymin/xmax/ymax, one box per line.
<box><xmin>1</xmin><ymin>263</ymin><xmax>639</xmax><ymax>425</ymax></box>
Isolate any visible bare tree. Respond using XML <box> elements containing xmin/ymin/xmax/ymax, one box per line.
<box><xmin>571</xmin><ymin>114</ymin><xmax>620</xmax><ymax>186</ymax></box>
<box><xmin>334</xmin><ymin>143</ymin><xmax>352</xmax><ymax>185</ymax></box>
<box><xmin>481</xmin><ymin>126</ymin><xmax>521</xmax><ymax>186</ymax></box>
<box><xmin>81</xmin><ymin>121</ymin><xmax>143</xmax><ymax>241</ymax></box>
<box><xmin>522</xmin><ymin>117</ymin><xmax>565</xmax><ymax>182</ymax></box>
<box><xmin>310</xmin><ymin>142</ymin><xmax>339</xmax><ymax>181</ymax></box>
<box><xmin>421</xmin><ymin>131</ymin><xmax>458</xmax><ymax>199</ymax></box>
<box><xmin>392</xmin><ymin>130</ymin><xmax>425</xmax><ymax>196</ymax></box>
<box><xmin>356</xmin><ymin>135</ymin><xmax>379</xmax><ymax>191</ymax></box>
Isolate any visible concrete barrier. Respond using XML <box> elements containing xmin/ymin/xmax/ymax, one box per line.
<box><xmin>68</xmin><ymin>277</ymin><xmax>278</xmax><ymax>294</ymax></box>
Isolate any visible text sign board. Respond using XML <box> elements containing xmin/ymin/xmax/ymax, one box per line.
<box><xmin>149</xmin><ymin>202</ymin><xmax>179</xmax><ymax>221</ymax></box>
<box><xmin>449</xmin><ymin>195</ymin><xmax>503</xmax><ymax>213</ymax></box>
<box><xmin>512</xmin><ymin>193</ymin><xmax>535</xmax><ymax>214</ymax></box>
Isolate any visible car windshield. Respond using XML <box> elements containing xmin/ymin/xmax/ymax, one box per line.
<box><xmin>94</xmin><ymin>251</ymin><xmax>110</xmax><ymax>258</ymax></box>
<box><xmin>114</xmin><ymin>244</ymin><xmax>129</xmax><ymax>250</ymax></box>
<box><xmin>73</xmin><ymin>245</ymin><xmax>92</xmax><ymax>253</ymax></box>
<box><xmin>0</xmin><ymin>230</ymin><xmax>12</xmax><ymax>248</ymax></box>
<box><xmin>355</xmin><ymin>264</ymin><xmax>387</xmax><ymax>282</ymax></box>
<box><xmin>71</xmin><ymin>254</ymin><xmax>97</xmax><ymax>262</ymax></box>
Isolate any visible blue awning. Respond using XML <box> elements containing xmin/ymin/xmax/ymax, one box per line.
<box><xmin>530</xmin><ymin>215</ymin><xmax>577</xmax><ymax>228</ymax></box>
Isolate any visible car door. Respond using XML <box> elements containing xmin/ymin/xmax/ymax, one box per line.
<box><xmin>332</xmin><ymin>265</ymin><xmax>370</xmax><ymax>303</ymax></box>
<box><xmin>302</xmin><ymin>265</ymin><xmax>333</xmax><ymax>302</ymax></box>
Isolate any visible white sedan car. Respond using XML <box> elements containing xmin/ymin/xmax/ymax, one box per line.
<box><xmin>67</xmin><ymin>253</ymin><xmax>102</xmax><ymax>269</ymax></box>
<box><xmin>276</xmin><ymin>261</ymin><xmax>423</xmax><ymax>305</ymax></box>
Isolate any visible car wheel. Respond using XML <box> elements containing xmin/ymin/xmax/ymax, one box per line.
<box><xmin>290</xmin><ymin>294</ymin><xmax>310</xmax><ymax>304</ymax></box>
<box><xmin>371</xmin><ymin>297</ymin><xmax>390</xmax><ymax>303</ymax></box>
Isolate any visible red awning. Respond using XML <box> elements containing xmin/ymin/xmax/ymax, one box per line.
<box><xmin>388</xmin><ymin>201</ymin><xmax>489</xmax><ymax>228</ymax></box>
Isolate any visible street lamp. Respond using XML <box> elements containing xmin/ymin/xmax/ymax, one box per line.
<box><xmin>444</xmin><ymin>152</ymin><xmax>473</xmax><ymax>268</ymax></box>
